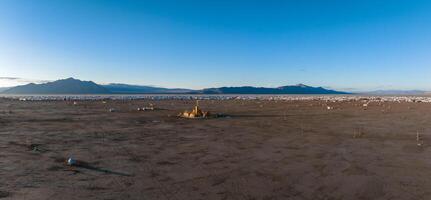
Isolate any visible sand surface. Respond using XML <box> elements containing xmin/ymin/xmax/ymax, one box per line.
<box><xmin>1</xmin><ymin>99</ymin><xmax>431</xmax><ymax>199</ymax></box>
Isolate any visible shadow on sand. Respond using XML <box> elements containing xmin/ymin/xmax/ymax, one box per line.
<box><xmin>230</xmin><ymin>114</ymin><xmax>289</xmax><ymax>118</ymax></box>
<box><xmin>63</xmin><ymin>159</ymin><xmax>132</xmax><ymax>177</ymax></box>
<box><xmin>75</xmin><ymin>162</ymin><xmax>132</xmax><ymax>177</ymax></box>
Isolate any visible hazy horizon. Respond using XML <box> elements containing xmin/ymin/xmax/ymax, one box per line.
<box><xmin>1</xmin><ymin>0</ymin><xmax>431</xmax><ymax>91</ymax></box>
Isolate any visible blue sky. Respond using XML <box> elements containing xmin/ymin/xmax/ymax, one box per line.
<box><xmin>1</xmin><ymin>0</ymin><xmax>431</xmax><ymax>91</ymax></box>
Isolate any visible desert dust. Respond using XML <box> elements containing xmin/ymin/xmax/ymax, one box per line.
<box><xmin>1</xmin><ymin>98</ymin><xmax>431</xmax><ymax>199</ymax></box>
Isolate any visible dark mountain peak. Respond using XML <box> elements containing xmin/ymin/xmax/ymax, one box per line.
<box><xmin>3</xmin><ymin>78</ymin><xmax>111</xmax><ymax>94</ymax></box>
<box><xmin>59</xmin><ymin>77</ymin><xmax>94</xmax><ymax>84</ymax></box>
<box><xmin>277</xmin><ymin>84</ymin><xmax>311</xmax><ymax>89</ymax></box>
<box><xmin>295</xmin><ymin>83</ymin><xmax>309</xmax><ymax>87</ymax></box>
<box><xmin>64</xmin><ymin>77</ymin><xmax>76</xmax><ymax>81</ymax></box>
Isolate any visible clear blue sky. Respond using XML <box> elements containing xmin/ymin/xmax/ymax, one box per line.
<box><xmin>1</xmin><ymin>0</ymin><xmax>431</xmax><ymax>91</ymax></box>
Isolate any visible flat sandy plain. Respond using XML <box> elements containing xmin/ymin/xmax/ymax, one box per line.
<box><xmin>1</xmin><ymin>98</ymin><xmax>431</xmax><ymax>200</ymax></box>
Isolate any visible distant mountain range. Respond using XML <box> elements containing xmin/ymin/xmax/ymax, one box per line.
<box><xmin>3</xmin><ymin>78</ymin><xmax>110</xmax><ymax>94</ymax></box>
<box><xmin>2</xmin><ymin>77</ymin><xmax>349</xmax><ymax>94</ymax></box>
<box><xmin>0</xmin><ymin>87</ymin><xmax>11</xmax><ymax>93</ymax></box>
<box><xmin>195</xmin><ymin>84</ymin><xmax>347</xmax><ymax>94</ymax></box>
<box><xmin>104</xmin><ymin>83</ymin><xmax>193</xmax><ymax>94</ymax></box>
<box><xmin>361</xmin><ymin>90</ymin><xmax>428</xmax><ymax>95</ymax></box>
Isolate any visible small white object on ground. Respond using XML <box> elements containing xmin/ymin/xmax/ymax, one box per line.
<box><xmin>67</xmin><ymin>157</ymin><xmax>77</xmax><ymax>166</ymax></box>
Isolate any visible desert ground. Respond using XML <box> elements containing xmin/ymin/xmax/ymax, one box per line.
<box><xmin>1</xmin><ymin>97</ymin><xmax>431</xmax><ymax>199</ymax></box>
